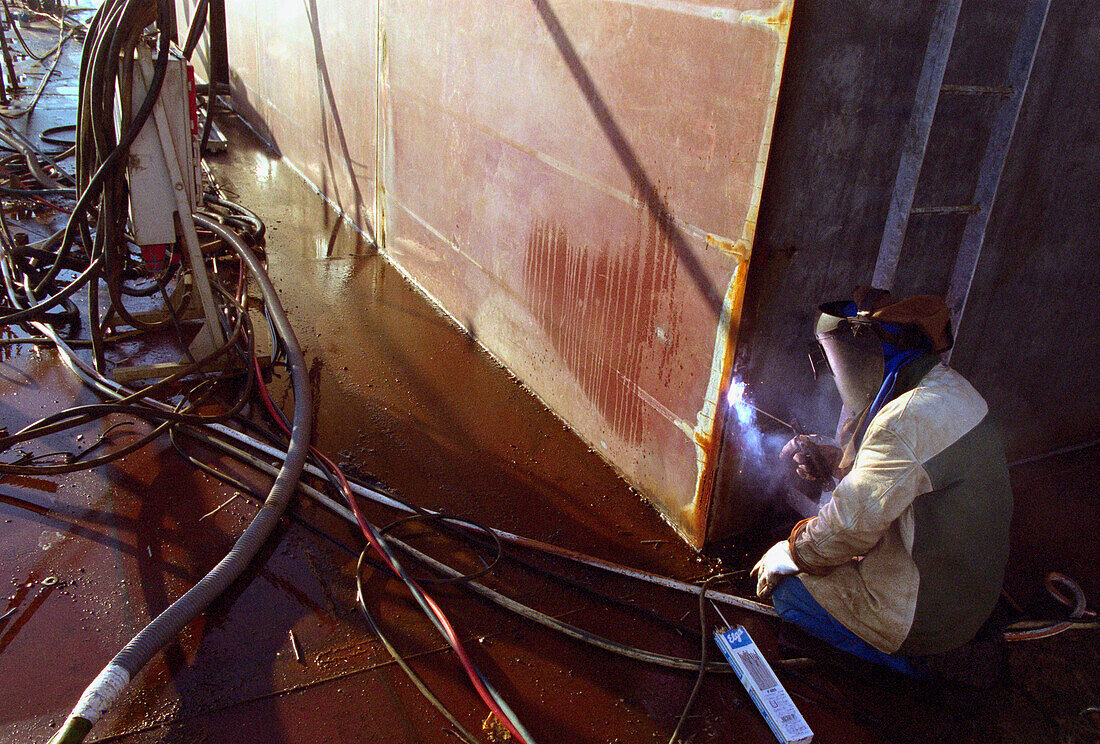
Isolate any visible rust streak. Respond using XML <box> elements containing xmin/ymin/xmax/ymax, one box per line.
<box><xmin>739</xmin><ymin>1</ymin><xmax>794</xmax><ymax>32</ymax></box>
<box><xmin>706</xmin><ymin>233</ymin><xmax>751</xmax><ymax>260</ymax></box>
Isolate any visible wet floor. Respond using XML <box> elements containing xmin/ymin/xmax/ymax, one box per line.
<box><xmin>1</xmin><ymin>15</ymin><xmax>1099</xmax><ymax>744</ymax></box>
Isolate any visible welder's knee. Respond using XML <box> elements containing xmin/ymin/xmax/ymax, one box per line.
<box><xmin>770</xmin><ymin>574</ymin><xmax>813</xmax><ymax>622</ymax></box>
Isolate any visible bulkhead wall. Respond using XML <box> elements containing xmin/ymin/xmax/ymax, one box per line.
<box><xmin>179</xmin><ymin>0</ymin><xmax>797</xmax><ymax>547</ymax></box>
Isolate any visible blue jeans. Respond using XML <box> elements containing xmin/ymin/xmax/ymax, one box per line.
<box><xmin>772</xmin><ymin>575</ymin><xmax>917</xmax><ymax>677</ymax></box>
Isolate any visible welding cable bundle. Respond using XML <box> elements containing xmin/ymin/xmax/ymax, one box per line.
<box><xmin>0</xmin><ymin>4</ymin><xmax>609</xmax><ymax>741</ymax></box>
<box><xmin>0</xmin><ymin>0</ymin><xmax>171</xmax><ymax>346</ymax></box>
<box><xmin>0</xmin><ymin>0</ymin><xmax>87</xmax><ymax>119</ymax></box>
<box><xmin>0</xmin><ymin>2</ymin><xmax>302</xmax><ymax>743</ymax></box>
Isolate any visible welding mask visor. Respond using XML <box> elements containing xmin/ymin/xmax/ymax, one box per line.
<box><xmin>814</xmin><ymin>301</ymin><xmax>885</xmax><ymax>413</ymax></box>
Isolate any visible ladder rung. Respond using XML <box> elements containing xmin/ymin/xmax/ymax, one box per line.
<box><xmin>911</xmin><ymin>204</ymin><xmax>980</xmax><ymax>215</ymax></box>
<box><xmin>941</xmin><ymin>84</ymin><xmax>1015</xmax><ymax>96</ymax></box>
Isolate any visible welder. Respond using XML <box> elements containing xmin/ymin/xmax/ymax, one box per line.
<box><xmin>750</xmin><ymin>287</ymin><xmax>1012</xmax><ymax>677</ymax></box>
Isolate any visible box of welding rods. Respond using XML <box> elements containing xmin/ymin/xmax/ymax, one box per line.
<box><xmin>714</xmin><ymin>625</ymin><xmax>813</xmax><ymax>744</ymax></box>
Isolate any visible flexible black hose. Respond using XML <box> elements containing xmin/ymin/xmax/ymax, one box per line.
<box><xmin>0</xmin><ymin>126</ymin><xmax>61</xmax><ymax>188</ymax></box>
<box><xmin>181</xmin><ymin>0</ymin><xmax>209</xmax><ymax>60</ymax></box>
<box><xmin>48</xmin><ymin>215</ymin><xmax>313</xmax><ymax>744</ymax></box>
<box><xmin>29</xmin><ymin>0</ymin><xmax>170</xmax><ymax>298</ymax></box>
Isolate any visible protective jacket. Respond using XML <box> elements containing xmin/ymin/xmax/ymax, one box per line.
<box><xmin>788</xmin><ymin>355</ymin><xmax>1012</xmax><ymax>655</ymax></box>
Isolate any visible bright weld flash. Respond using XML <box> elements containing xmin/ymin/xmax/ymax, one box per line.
<box><xmin>727</xmin><ymin>379</ymin><xmax>747</xmax><ymax>406</ymax></box>
<box><xmin>726</xmin><ymin>379</ymin><xmax>756</xmax><ymax>427</ymax></box>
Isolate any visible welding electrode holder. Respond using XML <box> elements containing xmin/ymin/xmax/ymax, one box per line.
<box><xmin>782</xmin><ymin>432</ymin><xmax>841</xmax><ymax>492</ymax></box>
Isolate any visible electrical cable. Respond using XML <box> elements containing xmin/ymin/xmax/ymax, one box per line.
<box><xmin>46</xmin><ymin>173</ymin><xmax>313</xmax><ymax>744</ymax></box>
<box><xmin>0</xmin><ymin>125</ymin><xmax>63</xmax><ymax>188</ymax></box>
<box><xmin>180</xmin><ymin>0</ymin><xmax>208</xmax><ymax>60</ymax></box>
<box><xmin>208</xmin><ymin>416</ymin><xmax>777</xmax><ymax>617</ymax></box>
<box><xmin>0</xmin><ymin>3</ymin><xmax>79</xmax><ymax>119</ymax></box>
<box><xmin>203</xmin><ymin>193</ymin><xmax>265</xmax><ymax>243</ymax></box>
<box><xmin>0</xmin><ymin>120</ymin><xmax>74</xmax><ymax>184</ymax></box>
<box><xmin>40</xmin><ymin>123</ymin><xmax>77</xmax><ymax>148</ymax></box>
<box><xmin>248</xmin><ymin>349</ymin><xmax>538</xmax><ymax>744</ymax></box>
<box><xmin>0</xmin><ymin>36</ymin><xmax>70</xmax><ymax>120</ymax></box>
<box><xmin>31</xmin><ymin>0</ymin><xmax>170</xmax><ymax>298</ymax></box>
<box><xmin>0</xmin><ymin>263</ymin><xmax>255</xmax><ymax>436</ymax></box>
<box><xmin>355</xmin><ymin>549</ymin><xmax>484</xmax><ymax>744</ymax></box>
<box><xmin>3</xmin><ymin>0</ymin><xmax>68</xmax><ymax>61</ymax></box>
<box><xmin>667</xmin><ymin>572</ymin><xmax>736</xmax><ymax>744</ymax></box>
<box><xmin>1003</xmin><ymin>572</ymin><xmax>1096</xmax><ymax>642</ymax></box>
<box><xmin>162</xmin><ymin>391</ymin><xmax>777</xmax><ymax>621</ymax></box>
<box><xmin>170</xmin><ymin>420</ymin><xmax>737</xmax><ymax>675</ymax></box>
<box><xmin>168</xmin><ymin>422</ymin><xmax>487</xmax><ymax>744</ymax></box>
<box><xmin>379</xmin><ymin>512</ymin><xmax>503</xmax><ymax>586</ymax></box>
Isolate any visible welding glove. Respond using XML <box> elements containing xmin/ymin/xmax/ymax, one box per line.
<box><xmin>751</xmin><ymin>540</ymin><xmax>798</xmax><ymax>598</ymax></box>
<box><xmin>781</xmin><ymin>434</ymin><xmax>842</xmax><ymax>491</ymax></box>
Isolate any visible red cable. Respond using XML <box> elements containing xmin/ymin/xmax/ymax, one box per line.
<box><xmin>0</xmin><ymin>161</ymin><xmax>73</xmax><ymax>214</ymax></box>
<box><xmin>251</xmin><ymin>356</ymin><xmax>532</xmax><ymax>743</ymax></box>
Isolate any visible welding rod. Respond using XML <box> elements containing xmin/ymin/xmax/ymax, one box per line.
<box><xmin>749</xmin><ymin>403</ymin><xmax>796</xmax><ymax>431</ymax></box>
<box><xmin>288</xmin><ymin>629</ymin><xmax>303</xmax><ymax>663</ymax></box>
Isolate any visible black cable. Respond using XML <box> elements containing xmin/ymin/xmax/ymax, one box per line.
<box><xmin>229</xmin><ymin>380</ymin><xmax>709</xmax><ymax>643</ymax></box>
<box><xmin>31</xmin><ymin>0</ymin><xmax>170</xmax><ymax>298</ymax></box>
<box><xmin>160</xmin><ymin>416</ymin><xmax>740</xmax><ymax>679</ymax></box>
<box><xmin>168</xmin><ymin>421</ymin><xmax>485</xmax><ymax>744</ymax></box>
<box><xmin>3</xmin><ymin>0</ymin><xmax>67</xmax><ymax>61</ymax></box>
<box><xmin>355</xmin><ymin>549</ymin><xmax>484</xmax><ymax>744</ymax></box>
<box><xmin>379</xmin><ymin>512</ymin><xmax>503</xmax><ymax>586</ymax></box>
<box><xmin>0</xmin><ymin>290</ymin><xmax>258</xmax><ymax>475</ymax></box>
<box><xmin>169</xmin><ymin>423</ymin><xmax>381</xmax><ymax>568</ymax></box>
<box><xmin>253</xmin><ymin>382</ymin><xmax>508</xmax><ymax>594</ymax></box>
<box><xmin>40</xmin><ymin>124</ymin><xmax>77</xmax><ymax>148</ymax></box>
<box><xmin>667</xmin><ymin>573</ymin><xmax>735</xmax><ymax>743</ymax></box>
<box><xmin>180</xmin><ymin>0</ymin><xmax>208</xmax><ymax>60</ymax></box>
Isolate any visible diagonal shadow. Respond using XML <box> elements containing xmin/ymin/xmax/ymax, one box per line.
<box><xmin>531</xmin><ymin>0</ymin><xmax>724</xmax><ymax>318</ymax></box>
<box><xmin>303</xmin><ymin>0</ymin><xmax>377</xmax><ymax>246</ymax></box>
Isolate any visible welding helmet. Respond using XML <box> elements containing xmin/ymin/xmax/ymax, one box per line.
<box><xmin>815</xmin><ymin>301</ymin><xmax>886</xmax><ymax>412</ymax></box>
<box><xmin>814</xmin><ymin>287</ymin><xmax>953</xmax><ymax>412</ymax></box>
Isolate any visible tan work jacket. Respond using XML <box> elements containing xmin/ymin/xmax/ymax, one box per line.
<box><xmin>789</xmin><ymin>357</ymin><xmax>1012</xmax><ymax>655</ymax></box>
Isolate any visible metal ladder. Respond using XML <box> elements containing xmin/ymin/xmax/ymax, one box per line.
<box><xmin>870</xmin><ymin>0</ymin><xmax>1051</xmax><ymax>359</ymax></box>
